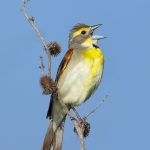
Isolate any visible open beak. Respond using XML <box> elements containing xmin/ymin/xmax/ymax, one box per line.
<box><xmin>91</xmin><ymin>24</ymin><xmax>102</xmax><ymax>31</ymax></box>
<box><xmin>90</xmin><ymin>24</ymin><xmax>105</xmax><ymax>45</ymax></box>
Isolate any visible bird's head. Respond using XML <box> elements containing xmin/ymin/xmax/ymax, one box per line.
<box><xmin>69</xmin><ymin>23</ymin><xmax>105</xmax><ymax>49</ymax></box>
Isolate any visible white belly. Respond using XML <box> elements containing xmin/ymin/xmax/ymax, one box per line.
<box><xmin>57</xmin><ymin>59</ymin><xmax>103</xmax><ymax>106</ymax></box>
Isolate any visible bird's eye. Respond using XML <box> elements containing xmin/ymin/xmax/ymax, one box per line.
<box><xmin>81</xmin><ymin>31</ymin><xmax>86</xmax><ymax>35</ymax></box>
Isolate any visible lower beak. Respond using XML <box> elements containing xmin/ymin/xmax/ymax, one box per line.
<box><xmin>92</xmin><ymin>35</ymin><xmax>106</xmax><ymax>40</ymax></box>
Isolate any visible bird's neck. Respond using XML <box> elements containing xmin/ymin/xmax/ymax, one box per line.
<box><xmin>69</xmin><ymin>38</ymin><xmax>95</xmax><ymax>50</ymax></box>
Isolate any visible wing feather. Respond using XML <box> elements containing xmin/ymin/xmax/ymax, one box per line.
<box><xmin>55</xmin><ymin>49</ymin><xmax>73</xmax><ymax>83</ymax></box>
<box><xmin>46</xmin><ymin>49</ymin><xmax>73</xmax><ymax>118</ymax></box>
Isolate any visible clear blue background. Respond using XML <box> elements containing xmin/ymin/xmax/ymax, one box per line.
<box><xmin>0</xmin><ymin>0</ymin><xmax>150</xmax><ymax>149</ymax></box>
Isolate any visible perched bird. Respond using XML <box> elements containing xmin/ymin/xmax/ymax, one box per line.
<box><xmin>42</xmin><ymin>23</ymin><xmax>105</xmax><ymax>150</ymax></box>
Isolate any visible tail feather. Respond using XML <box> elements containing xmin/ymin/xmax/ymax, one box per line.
<box><xmin>42</xmin><ymin>122</ymin><xmax>54</xmax><ymax>150</ymax></box>
<box><xmin>42</xmin><ymin>94</ymin><xmax>66</xmax><ymax>150</ymax></box>
<box><xmin>53</xmin><ymin>121</ymin><xmax>65</xmax><ymax>150</ymax></box>
<box><xmin>42</xmin><ymin>119</ymin><xmax>66</xmax><ymax>150</ymax></box>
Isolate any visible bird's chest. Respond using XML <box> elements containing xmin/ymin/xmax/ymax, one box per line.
<box><xmin>58</xmin><ymin>48</ymin><xmax>104</xmax><ymax>105</ymax></box>
<box><xmin>82</xmin><ymin>49</ymin><xmax>104</xmax><ymax>89</ymax></box>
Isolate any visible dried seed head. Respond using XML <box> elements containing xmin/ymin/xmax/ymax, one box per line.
<box><xmin>74</xmin><ymin>119</ymin><xmax>91</xmax><ymax>138</ymax></box>
<box><xmin>40</xmin><ymin>75</ymin><xmax>56</xmax><ymax>95</ymax></box>
<box><xmin>81</xmin><ymin>120</ymin><xmax>90</xmax><ymax>138</ymax></box>
<box><xmin>46</xmin><ymin>42</ymin><xmax>61</xmax><ymax>56</ymax></box>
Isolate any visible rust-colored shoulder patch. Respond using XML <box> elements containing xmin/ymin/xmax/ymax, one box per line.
<box><xmin>55</xmin><ymin>49</ymin><xmax>73</xmax><ymax>82</ymax></box>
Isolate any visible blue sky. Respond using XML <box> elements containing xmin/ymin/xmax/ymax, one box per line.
<box><xmin>0</xmin><ymin>0</ymin><xmax>150</xmax><ymax>149</ymax></box>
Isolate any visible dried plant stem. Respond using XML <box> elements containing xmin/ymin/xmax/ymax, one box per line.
<box><xmin>22</xmin><ymin>1</ymin><xmax>85</xmax><ymax>149</ymax></box>
<box><xmin>22</xmin><ymin>1</ymin><xmax>108</xmax><ymax>150</ymax></box>
<box><xmin>84</xmin><ymin>95</ymin><xmax>109</xmax><ymax>120</ymax></box>
<box><xmin>72</xmin><ymin>107</ymin><xmax>82</xmax><ymax>122</ymax></box>
<box><xmin>59</xmin><ymin>100</ymin><xmax>85</xmax><ymax>150</ymax></box>
<box><xmin>22</xmin><ymin>0</ymin><xmax>51</xmax><ymax>76</ymax></box>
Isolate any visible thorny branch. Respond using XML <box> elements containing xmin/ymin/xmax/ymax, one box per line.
<box><xmin>22</xmin><ymin>0</ymin><xmax>85</xmax><ymax>149</ymax></box>
<box><xmin>22</xmin><ymin>1</ymin><xmax>108</xmax><ymax>150</ymax></box>
<box><xmin>59</xmin><ymin>100</ymin><xmax>85</xmax><ymax>150</ymax></box>
<box><xmin>22</xmin><ymin>0</ymin><xmax>51</xmax><ymax>76</ymax></box>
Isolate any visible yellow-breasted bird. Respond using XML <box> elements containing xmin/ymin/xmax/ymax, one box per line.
<box><xmin>42</xmin><ymin>23</ymin><xmax>105</xmax><ymax>150</ymax></box>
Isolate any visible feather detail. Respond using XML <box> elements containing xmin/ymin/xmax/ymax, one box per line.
<box><xmin>46</xmin><ymin>49</ymin><xmax>73</xmax><ymax>119</ymax></box>
<box><xmin>55</xmin><ymin>49</ymin><xmax>73</xmax><ymax>83</ymax></box>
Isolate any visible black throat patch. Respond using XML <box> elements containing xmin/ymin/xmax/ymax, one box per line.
<box><xmin>93</xmin><ymin>44</ymin><xmax>99</xmax><ymax>48</ymax></box>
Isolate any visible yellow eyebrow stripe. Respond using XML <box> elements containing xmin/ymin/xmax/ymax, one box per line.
<box><xmin>72</xmin><ymin>27</ymin><xmax>89</xmax><ymax>38</ymax></box>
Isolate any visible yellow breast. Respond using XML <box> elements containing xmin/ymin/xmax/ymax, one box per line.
<box><xmin>82</xmin><ymin>47</ymin><xmax>104</xmax><ymax>88</ymax></box>
<box><xmin>57</xmin><ymin>47</ymin><xmax>104</xmax><ymax>106</ymax></box>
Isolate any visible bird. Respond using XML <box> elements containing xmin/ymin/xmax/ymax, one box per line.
<box><xmin>42</xmin><ymin>23</ymin><xmax>105</xmax><ymax>150</ymax></box>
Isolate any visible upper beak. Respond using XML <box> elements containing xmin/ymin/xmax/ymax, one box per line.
<box><xmin>90</xmin><ymin>24</ymin><xmax>102</xmax><ymax>31</ymax></box>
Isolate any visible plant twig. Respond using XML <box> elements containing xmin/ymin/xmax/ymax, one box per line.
<box><xmin>72</xmin><ymin>107</ymin><xmax>82</xmax><ymax>122</ymax></box>
<box><xmin>84</xmin><ymin>95</ymin><xmax>109</xmax><ymax>120</ymax></box>
<box><xmin>22</xmin><ymin>1</ymin><xmax>85</xmax><ymax>149</ymax></box>
<box><xmin>22</xmin><ymin>0</ymin><xmax>51</xmax><ymax>76</ymax></box>
<box><xmin>59</xmin><ymin>100</ymin><xmax>85</xmax><ymax>150</ymax></box>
